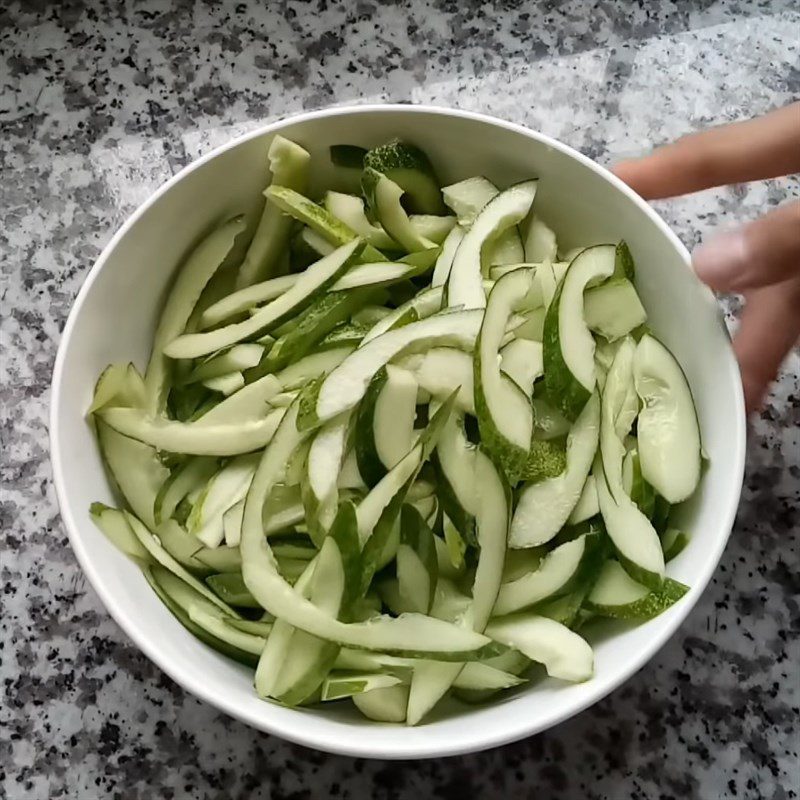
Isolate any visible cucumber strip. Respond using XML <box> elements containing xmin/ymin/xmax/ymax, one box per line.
<box><xmin>228</xmin><ymin>618</ymin><xmax>274</xmax><ymax>636</ymax></box>
<box><xmin>485</xmin><ymin>613</ymin><xmax>593</xmax><ymax>682</ymax></box>
<box><xmin>409</xmin><ymin>214</ymin><xmax>456</xmax><ymax>244</ymax></box>
<box><xmin>194</xmin><ymin>374</ymin><xmax>281</xmax><ymax>426</ymax></box>
<box><xmin>511</xmin><ymin>306</ymin><xmax>545</xmax><ymax>342</ymax></box>
<box><xmin>200</xmin><ymin>274</ymin><xmax>299</xmax><ymax>329</ymax></box>
<box><xmin>89</xmin><ymin>503</ymin><xmax>151</xmax><ymax>563</ymax></box>
<box><xmin>307</xmin><ymin>310</ymin><xmax>483</xmax><ymax>428</ymax></box>
<box><xmin>187</xmin><ymin>605</ymin><xmax>266</xmax><ymax>654</ymax></box>
<box><xmin>446</xmin><ymin>181</ymin><xmax>538</xmax><ymax>311</ymax></box>
<box><xmin>337</xmin><ymin>449</ymin><xmax>366</xmax><ymax>490</ymax></box>
<box><xmin>523</xmin><ymin>214</ymin><xmax>558</xmax><ymax>262</ymax></box>
<box><xmin>154</xmin><ymin>520</ymin><xmax>212</xmax><ymax>570</ymax></box>
<box><xmin>543</xmin><ymin>245</ymin><xmax>616</xmax><ymax>419</ymax></box>
<box><xmin>531</xmin><ymin>397</ymin><xmax>572</xmax><ymax>440</ymax></box>
<box><xmin>163</xmin><ymin>239</ymin><xmax>366</xmax><ymax>359</ymax></box>
<box><xmin>430</xmin><ymin>224</ymin><xmax>465</xmax><ymax>288</ymax></box>
<box><xmin>585</xmin><ymin>559</ymin><xmax>688</xmax><ymax>620</ymax></box>
<box><xmin>352</xmin><ymin>305</ymin><xmax>391</xmax><ymax>326</ymax></box>
<box><xmin>88</xmin><ymin>362</ymin><xmax>146</xmax><ymax>414</ymax></box>
<box><xmin>222</xmin><ymin>499</ymin><xmax>244</xmax><ymax>547</ymax></box>
<box><xmin>362</xmin><ymin>139</ymin><xmax>444</xmax><ymax>215</ymax></box>
<box><xmin>452</xmin><ymin>662</ymin><xmax>526</xmax><ymax>691</ymax></box>
<box><xmin>397</xmin><ymin>506</ymin><xmax>439</xmax><ymax>615</ymax></box>
<box><xmin>185</xmin><ymin>344</ymin><xmax>265</xmax><ymax>385</ymax></box>
<box><xmin>143</xmin><ymin>215</ymin><xmax>246</xmax><ymax>415</ymax></box>
<box><xmin>267</xmin><ymin>391</ymin><xmax>298</xmax><ymax>408</ymax></box>
<box><xmin>99</xmin><ymin>406</ymin><xmax>285</xmax><ymax>457</ymax></box>
<box><xmin>500</xmin><ymin>338</ymin><xmax>543</xmax><ymax>398</ymax></box>
<box><xmin>96</xmin><ymin>419</ymin><xmax>169</xmax><ymax>530</ymax></box>
<box><xmin>240</xmin><ymin>403</ymin><xmax>499</xmax><ymax>659</ymax></box>
<box><xmin>301</xmin><ymin>226</ymin><xmax>336</xmax><ymax>257</ymax></box>
<box><xmin>265</xmin><ymin>185</ymin><xmax>385</xmax><ymax>262</ymax></box>
<box><xmin>145</xmin><ymin>566</ymin><xmax>257</xmax><ymax>667</ymax></box>
<box><xmin>613</xmin><ymin>241</ymin><xmax>636</xmax><ymax>280</ymax></box>
<box><xmin>331</xmin><ymin>257</ymin><xmax>436</xmax><ymax>292</ymax></box>
<box><xmin>202</xmin><ymin>372</ymin><xmax>244</xmax><ymax>396</ymax></box>
<box><xmin>324</xmin><ymin>190</ymin><xmax>398</xmax><ymax>249</ymax></box>
<box><xmin>441</xmin><ymin>176</ymin><xmax>498</xmax><ymax>225</ymax></box>
<box><xmin>661</xmin><ymin>528</ymin><xmax>689</xmax><ymax>562</ymax></box>
<box><xmin>275</xmin><ymin>346</ymin><xmax>354</xmax><ymax>390</ymax></box>
<box><xmin>154</xmin><ymin>456</ymin><xmax>219</xmax><ymax>526</ymax></box>
<box><xmin>567</xmin><ymin>474</ymin><xmax>599</xmax><ymax>525</ymax></box>
<box><xmin>352</xmin><ymin>684</ymin><xmax>410</xmax><ymax>723</ymax></box>
<box><xmin>236</xmin><ymin>136</ymin><xmax>311</xmax><ymax>288</ymax></box>
<box><xmin>125</xmin><ymin>512</ymin><xmax>240</xmax><ymax>617</ymax></box>
<box><xmin>318</xmin><ymin>322</ymin><xmax>370</xmax><ymax>351</ymax></box>
<box><xmin>321</xmin><ymin>672</ymin><xmax>403</xmax><ymax>701</ymax></box>
<box><xmin>510</xmin><ymin>392</ymin><xmax>600</xmax><ymax>547</ymax></box>
<box><xmin>584</xmin><ymin>278</ymin><xmax>647</xmax><ymax>342</ymax></box>
<box><xmin>623</xmin><ymin>447</ymin><xmax>656</xmax><ymax>519</ymax></box>
<box><xmin>356</xmin><ymin>365</ymin><xmax>419</xmax><ymax>486</ymax></box>
<box><xmin>195</xmin><ymin>544</ymin><xmax>242</xmax><ymax>572</ymax></box>
<box><xmin>399</xmin><ymin>347</ymin><xmax>475</xmax><ymax>415</ymax></box>
<box><xmin>205</xmin><ymin>572</ymin><xmax>261</xmax><ymax>608</ymax></box>
<box><xmin>493</xmin><ymin>534</ymin><xmax>595</xmax><ymax>616</ymax></box>
<box><xmin>360</xmin><ymin>286</ymin><xmax>443</xmax><ymax>345</ymax></box>
<box><xmin>365</xmin><ymin>169</ymin><xmax>437</xmax><ymax>252</ymax></box>
<box><xmin>633</xmin><ymin>334</ymin><xmax>701</xmax><ymax>503</ymax></box>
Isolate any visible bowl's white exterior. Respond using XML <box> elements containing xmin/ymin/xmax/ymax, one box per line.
<box><xmin>50</xmin><ymin>105</ymin><xmax>745</xmax><ymax>759</ymax></box>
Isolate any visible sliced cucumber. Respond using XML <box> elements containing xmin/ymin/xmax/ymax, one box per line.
<box><xmin>397</xmin><ymin>506</ymin><xmax>438</xmax><ymax>615</ymax></box>
<box><xmin>324</xmin><ymin>190</ymin><xmax>397</xmax><ymax>249</ymax></box>
<box><xmin>164</xmin><ymin>239</ymin><xmax>366</xmax><ymax>359</ymax></box>
<box><xmin>360</xmin><ymin>286</ymin><xmax>443</xmax><ymax>345</ymax></box>
<box><xmin>399</xmin><ymin>347</ymin><xmax>475</xmax><ymax>415</ymax></box>
<box><xmin>485</xmin><ymin>613</ymin><xmax>593</xmax><ymax>682</ymax></box>
<box><xmin>509</xmin><ymin>392</ymin><xmax>600</xmax><ymax>547</ymax></box>
<box><xmin>306</xmin><ymin>310</ymin><xmax>483</xmax><ymax>428</ymax></box>
<box><xmin>452</xmin><ymin>662</ymin><xmax>526</xmax><ymax>691</ymax></box>
<box><xmin>446</xmin><ymin>181</ymin><xmax>538</xmax><ymax>311</ymax></box>
<box><xmin>567</xmin><ymin>474</ymin><xmax>599</xmax><ymax>525</ymax></box>
<box><xmin>543</xmin><ymin>245</ymin><xmax>616</xmax><ymax>419</ymax></box>
<box><xmin>523</xmin><ymin>214</ymin><xmax>558</xmax><ymax>263</ymax></box>
<box><xmin>661</xmin><ymin>528</ymin><xmax>689</xmax><ymax>562</ymax></box>
<box><xmin>89</xmin><ymin>503</ymin><xmax>151</xmax><ymax>563</ymax></box>
<box><xmin>154</xmin><ymin>456</ymin><xmax>219</xmax><ymax>526</ymax></box>
<box><xmin>352</xmin><ymin>683</ymin><xmax>410</xmax><ymax>723</ymax></box>
<box><xmin>205</xmin><ymin>572</ymin><xmax>261</xmax><ymax>608</ymax></box>
<box><xmin>195</xmin><ymin>374</ymin><xmax>281</xmax><ymax>426</ymax></box>
<box><xmin>144</xmin><ymin>215</ymin><xmax>246</xmax><ymax>415</ymax></box>
<box><xmin>202</xmin><ymin>372</ymin><xmax>244</xmax><ymax>396</ymax></box>
<box><xmin>409</xmin><ymin>214</ymin><xmax>456</xmax><ymax>244</ymax></box>
<box><xmin>511</xmin><ymin>306</ymin><xmax>545</xmax><ymax>342</ymax></box>
<box><xmin>500</xmin><ymin>338</ymin><xmax>543</xmax><ymax>398</ymax></box>
<box><xmin>430</xmin><ymin>224</ymin><xmax>465</xmax><ymax>288</ymax></box>
<box><xmin>236</xmin><ymin>135</ymin><xmax>311</xmax><ymax>288</ymax></box>
<box><xmin>352</xmin><ymin>305</ymin><xmax>392</xmax><ymax>326</ymax></box>
<box><xmin>633</xmin><ymin>334</ymin><xmax>701</xmax><ymax>503</ymax></box>
<box><xmin>321</xmin><ymin>672</ymin><xmax>403</xmax><ymax>701</ymax></box>
<box><xmin>275</xmin><ymin>346</ymin><xmax>354</xmax><ymax>390</ymax></box>
<box><xmin>200</xmin><ymin>274</ymin><xmax>298</xmax><ymax>329</ymax></box>
<box><xmin>584</xmin><ymin>278</ymin><xmax>647</xmax><ymax>342</ymax></box>
<box><xmin>88</xmin><ymin>362</ymin><xmax>146</xmax><ymax>414</ymax></box>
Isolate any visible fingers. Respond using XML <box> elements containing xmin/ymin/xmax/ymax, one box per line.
<box><xmin>614</xmin><ymin>102</ymin><xmax>800</xmax><ymax>199</ymax></box>
<box><xmin>733</xmin><ymin>278</ymin><xmax>800</xmax><ymax>413</ymax></box>
<box><xmin>692</xmin><ymin>200</ymin><xmax>800</xmax><ymax>292</ymax></box>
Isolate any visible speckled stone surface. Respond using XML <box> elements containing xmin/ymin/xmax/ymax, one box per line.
<box><xmin>2</xmin><ymin>1</ymin><xmax>799</xmax><ymax>798</ymax></box>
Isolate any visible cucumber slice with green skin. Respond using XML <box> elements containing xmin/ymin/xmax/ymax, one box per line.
<box><xmin>332</xmin><ymin>252</ymin><xmax>440</xmax><ymax>292</ymax></box>
<box><xmin>485</xmin><ymin>613</ymin><xmax>593</xmax><ymax>682</ymax></box>
<box><xmin>355</xmin><ymin>365</ymin><xmax>419</xmax><ymax>487</ymax></box>
<box><xmin>397</xmin><ymin>505</ymin><xmax>439</xmax><ymax>615</ymax></box>
<box><xmin>430</xmin><ymin>224</ymin><xmax>465</xmax><ymax>288</ymax></box>
<box><xmin>96</xmin><ymin>420</ymin><xmax>169</xmax><ymax>531</ymax></box>
<box><xmin>510</xmin><ymin>392</ymin><xmax>600</xmax><ymax>548</ymax></box>
<box><xmin>543</xmin><ymin>244</ymin><xmax>616</xmax><ymax>420</ymax></box>
<box><xmin>324</xmin><ymin>190</ymin><xmax>398</xmax><ymax>249</ymax></box>
<box><xmin>321</xmin><ymin>672</ymin><xmax>403</xmax><ymax>701</ymax></box>
<box><xmin>144</xmin><ymin>566</ymin><xmax>258</xmax><ymax>667</ymax></box>
<box><xmin>156</xmin><ymin>518</ymin><xmax>214</xmax><ymax>571</ymax></box>
<box><xmin>487</xmin><ymin>227</ymin><xmax>525</xmax><ymax>267</ymax></box>
<box><xmin>360</xmin><ymin>286</ymin><xmax>443</xmax><ymax>345</ymax></box>
<box><xmin>164</xmin><ymin>239</ymin><xmax>366</xmax><ymax>359</ymax></box>
<box><xmin>523</xmin><ymin>214</ymin><xmax>558</xmax><ymax>263</ymax></box>
<box><xmin>184</xmin><ymin>344</ymin><xmax>265</xmax><ymax>385</ymax></box>
<box><xmin>433</xmin><ymin>527</ymin><xmax>465</xmax><ymax>580</ymax></box>
<box><xmin>585</xmin><ymin>559</ymin><xmax>688</xmax><ymax>620</ymax></box>
<box><xmin>365</xmin><ymin>169</ymin><xmax>438</xmax><ymax>252</ymax></box>
<box><xmin>408</xmin><ymin>214</ymin><xmax>456</xmax><ymax>245</ymax></box>
<box><xmin>125</xmin><ymin>511</ymin><xmax>240</xmax><ymax>617</ymax></box>
<box><xmin>195</xmin><ymin>544</ymin><xmax>242</xmax><ymax>572</ymax></box>
<box><xmin>317</xmin><ymin>322</ymin><xmax>371</xmax><ymax>351</ymax></box>
<box><xmin>275</xmin><ymin>346</ymin><xmax>354</xmax><ymax>391</ymax></box>
<box><xmin>352</xmin><ymin>683</ymin><xmax>410</xmax><ymax>723</ymax></box>
<box><xmin>622</xmin><ymin>448</ymin><xmax>656</xmax><ymax>519</ymax></box>
<box><xmin>99</xmin><ymin>406</ymin><xmax>285</xmax><ymax>457</ymax></box>
<box><xmin>584</xmin><ymin>278</ymin><xmax>647</xmax><ymax>342</ymax></box>
<box><xmin>446</xmin><ymin>180</ymin><xmax>539</xmax><ymax>311</ymax></box>
<box><xmin>236</xmin><ymin>135</ymin><xmax>311</xmax><ymax>289</ymax></box>
<box><xmin>500</xmin><ymin>338</ymin><xmax>543</xmax><ymax>398</ymax></box>
<box><xmin>202</xmin><ymin>372</ymin><xmax>244</xmax><ymax>396</ymax></box>
<box><xmin>240</xmin><ymin>402</ymin><xmax>499</xmax><ymax>659</ymax></box>
<box><xmin>301</xmin><ymin>226</ymin><xmax>336</xmax><ymax>257</ymax></box>
<box><xmin>452</xmin><ymin>662</ymin><xmax>526</xmax><ymax>691</ymax></box>
<box><xmin>90</xmin><ymin>503</ymin><xmax>151</xmax><ymax>564</ymax></box>
<box><xmin>567</xmin><ymin>474</ymin><xmax>599</xmax><ymax>525</ymax></box>
<box><xmin>154</xmin><ymin>456</ymin><xmax>219</xmax><ymax>526</ymax></box>
<box><xmin>474</xmin><ymin>269</ymin><xmax>537</xmax><ymax>483</ymax></box>
<box><xmin>352</xmin><ymin>305</ymin><xmax>392</xmax><ymax>326</ymax></box>
<box><xmin>187</xmin><ymin>605</ymin><xmax>267</xmax><ymax>654</ymax></box>
<box><xmin>430</xmin><ymin>413</ymin><xmax>478</xmax><ymax>545</ymax></box>
<box><xmin>200</xmin><ymin>274</ymin><xmax>302</xmax><ymax>329</ymax></box>
<box><xmin>206</xmin><ymin>572</ymin><xmax>262</xmax><ymax>608</ymax></box>
<box><xmin>493</xmin><ymin>533</ymin><xmax>601</xmax><ymax>616</ymax></box>
<box><xmin>88</xmin><ymin>362</ymin><xmax>146</xmax><ymax>414</ymax></box>
<box><xmin>362</xmin><ymin>139</ymin><xmax>444</xmax><ymax>215</ymax></box>
<box><xmin>330</xmin><ymin>144</ymin><xmax>367</xmax><ymax>170</ymax></box>
<box><xmin>661</xmin><ymin>528</ymin><xmax>689</xmax><ymax>562</ymax></box>
<box><xmin>399</xmin><ymin>348</ymin><xmax>475</xmax><ymax>415</ymax></box>
<box><xmin>227</xmin><ymin>618</ymin><xmax>274</xmax><ymax>637</ymax></box>
<box><xmin>305</xmin><ymin>310</ymin><xmax>483</xmax><ymax>429</ymax></box>
<box><xmin>633</xmin><ymin>333</ymin><xmax>701</xmax><ymax>503</ymax></box>
<box><xmin>194</xmin><ymin>374</ymin><xmax>281</xmax><ymax>426</ymax></box>
<box><xmin>265</xmin><ymin>185</ymin><xmax>386</xmax><ymax>262</ymax></box>
<box><xmin>223</xmin><ymin>499</ymin><xmax>244</xmax><ymax>546</ymax></box>
<box><xmin>510</xmin><ymin>306</ymin><xmax>546</xmax><ymax>342</ymax></box>
<box><xmin>502</xmin><ymin>547</ymin><xmax>545</xmax><ymax>582</ymax></box>
<box><xmin>143</xmin><ymin>215</ymin><xmax>246</xmax><ymax>416</ymax></box>
<box><xmin>613</xmin><ymin>240</ymin><xmax>636</xmax><ymax>281</ymax></box>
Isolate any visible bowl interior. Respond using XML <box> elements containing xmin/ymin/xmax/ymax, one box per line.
<box><xmin>51</xmin><ymin>107</ymin><xmax>744</xmax><ymax>758</ymax></box>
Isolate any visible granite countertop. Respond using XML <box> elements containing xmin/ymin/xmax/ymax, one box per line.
<box><xmin>2</xmin><ymin>2</ymin><xmax>798</xmax><ymax>798</ymax></box>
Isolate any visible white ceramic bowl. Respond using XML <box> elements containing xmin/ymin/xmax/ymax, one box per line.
<box><xmin>50</xmin><ymin>105</ymin><xmax>746</xmax><ymax>759</ymax></box>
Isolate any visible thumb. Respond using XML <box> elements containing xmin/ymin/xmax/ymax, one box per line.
<box><xmin>692</xmin><ymin>200</ymin><xmax>800</xmax><ymax>292</ymax></box>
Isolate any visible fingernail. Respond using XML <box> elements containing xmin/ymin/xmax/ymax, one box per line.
<box><xmin>692</xmin><ymin>230</ymin><xmax>749</xmax><ymax>291</ymax></box>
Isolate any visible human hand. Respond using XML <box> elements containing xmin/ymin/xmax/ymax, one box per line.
<box><xmin>613</xmin><ymin>103</ymin><xmax>800</xmax><ymax>413</ymax></box>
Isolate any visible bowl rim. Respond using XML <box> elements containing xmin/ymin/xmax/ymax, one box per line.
<box><xmin>50</xmin><ymin>103</ymin><xmax>747</xmax><ymax>759</ymax></box>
